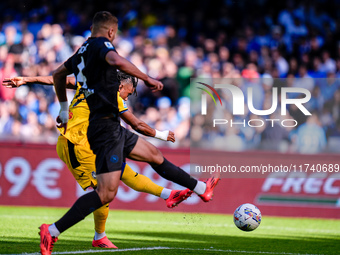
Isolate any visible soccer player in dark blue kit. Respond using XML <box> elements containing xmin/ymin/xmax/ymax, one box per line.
<box><xmin>39</xmin><ymin>11</ymin><xmax>219</xmax><ymax>254</ymax></box>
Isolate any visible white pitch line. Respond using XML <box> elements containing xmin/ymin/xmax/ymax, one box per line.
<box><xmin>1</xmin><ymin>246</ymin><xmax>325</xmax><ymax>255</ymax></box>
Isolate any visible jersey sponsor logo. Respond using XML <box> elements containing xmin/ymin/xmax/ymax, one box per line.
<box><xmin>104</xmin><ymin>42</ymin><xmax>114</xmax><ymax>49</ymax></box>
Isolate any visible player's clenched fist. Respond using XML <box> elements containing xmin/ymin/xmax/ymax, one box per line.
<box><xmin>145</xmin><ymin>76</ymin><xmax>163</xmax><ymax>92</ymax></box>
<box><xmin>154</xmin><ymin>130</ymin><xmax>175</xmax><ymax>143</ymax></box>
<box><xmin>167</xmin><ymin>131</ymin><xmax>175</xmax><ymax>143</ymax></box>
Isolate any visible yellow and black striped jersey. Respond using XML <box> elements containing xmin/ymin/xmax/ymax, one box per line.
<box><xmin>57</xmin><ymin>82</ymin><xmax>128</xmax><ymax>145</ymax></box>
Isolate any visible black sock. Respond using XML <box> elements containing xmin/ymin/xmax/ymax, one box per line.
<box><xmin>55</xmin><ymin>191</ymin><xmax>103</xmax><ymax>234</ymax></box>
<box><xmin>152</xmin><ymin>157</ymin><xmax>197</xmax><ymax>190</ymax></box>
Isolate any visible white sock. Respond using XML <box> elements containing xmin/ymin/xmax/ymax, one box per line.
<box><xmin>48</xmin><ymin>223</ymin><xmax>60</xmax><ymax>237</ymax></box>
<box><xmin>94</xmin><ymin>231</ymin><xmax>106</xmax><ymax>240</ymax></box>
<box><xmin>193</xmin><ymin>181</ymin><xmax>206</xmax><ymax>195</ymax></box>
<box><xmin>160</xmin><ymin>188</ymin><xmax>172</xmax><ymax>199</ymax></box>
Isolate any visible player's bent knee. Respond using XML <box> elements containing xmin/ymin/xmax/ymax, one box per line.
<box><xmin>99</xmin><ymin>193</ymin><xmax>115</xmax><ymax>204</ymax></box>
<box><xmin>96</xmin><ymin>188</ymin><xmax>117</xmax><ymax>204</ymax></box>
<box><xmin>148</xmin><ymin>146</ymin><xmax>163</xmax><ymax>164</ymax></box>
<box><xmin>153</xmin><ymin>154</ymin><xmax>164</xmax><ymax>165</ymax></box>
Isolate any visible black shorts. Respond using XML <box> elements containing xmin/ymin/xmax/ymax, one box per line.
<box><xmin>87</xmin><ymin>118</ymin><xmax>138</xmax><ymax>175</ymax></box>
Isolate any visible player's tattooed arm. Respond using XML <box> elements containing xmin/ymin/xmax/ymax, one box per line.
<box><xmin>120</xmin><ymin>111</ymin><xmax>175</xmax><ymax>143</ymax></box>
<box><xmin>2</xmin><ymin>76</ymin><xmax>76</xmax><ymax>89</ymax></box>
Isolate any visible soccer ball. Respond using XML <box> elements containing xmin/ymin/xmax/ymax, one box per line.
<box><xmin>233</xmin><ymin>203</ymin><xmax>262</xmax><ymax>231</ymax></box>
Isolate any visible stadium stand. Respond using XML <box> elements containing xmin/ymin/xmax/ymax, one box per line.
<box><xmin>0</xmin><ymin>0</ymin><xmax>340</xmax><ymax>153</ymax></box>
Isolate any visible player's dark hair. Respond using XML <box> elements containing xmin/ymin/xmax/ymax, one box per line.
<box><xmin>92</xmin><ymin>11</ymin><xmax>118</xmax><ymax>31</ymax></box>
<box><xmin>117</xmin><ymin>71</ymin><xmax>138</xmax><ymax>96</ymax></box>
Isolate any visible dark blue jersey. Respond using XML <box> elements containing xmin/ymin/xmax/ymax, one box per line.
<box><xmin>64</xmin><ymin>37</ymin><xmax>119</xmax><ymax>121</ymax></box>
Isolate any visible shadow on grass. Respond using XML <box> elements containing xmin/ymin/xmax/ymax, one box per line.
<box><xmin>1</xmin><ymin>230</ymin><xmax>339</xmax><ymax>255</ymax></box>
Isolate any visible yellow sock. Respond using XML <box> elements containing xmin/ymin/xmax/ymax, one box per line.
<box><xmin>121</xmin><ymin>164</ymin><xmax>163</xmax><ymax>197</ymax></box>
<box><xmin>93</xmin><ymin>203</ymin><xmax>109</xmax><ymax>234</ymax></box>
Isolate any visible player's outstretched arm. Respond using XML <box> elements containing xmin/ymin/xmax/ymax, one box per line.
<box><xmin>120</xmin><ymin>111</ymin><xmax>175</xmax><ymax>142</ymax></box>
<box><xmin>105</xmin><ymin>51</ymin><xmax>163</xmax><ymax>92</ymax></box>
<box><xmin>2</xmin><ymin>76</ymin><xmax>76</xmax><ymax>89</ymax></box>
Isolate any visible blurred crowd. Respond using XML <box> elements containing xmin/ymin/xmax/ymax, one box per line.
<box><xmin>0</xmin><ymin>0</ymin><xmax>340</xmax><ymax>153</ymax></box>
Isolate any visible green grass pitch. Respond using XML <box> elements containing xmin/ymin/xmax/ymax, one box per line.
<box><xmin>0</xmin><ymin>206</ymin><xmax>339</xmax><ymax>255</ymax></box>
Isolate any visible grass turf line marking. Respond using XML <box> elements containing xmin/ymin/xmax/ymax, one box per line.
<box><xmin>1</xmin><ymin>246</ymin><xmax>325</xmax><ymax>255</ymax></box>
